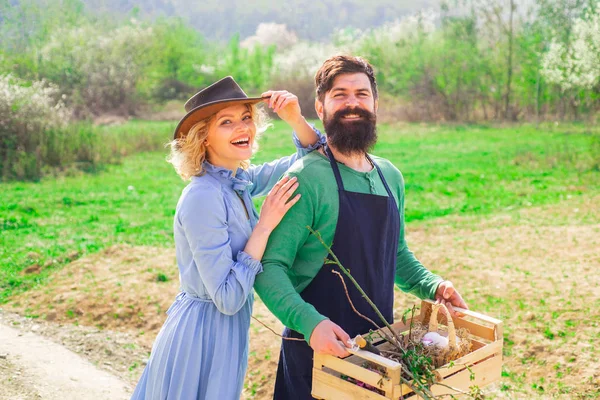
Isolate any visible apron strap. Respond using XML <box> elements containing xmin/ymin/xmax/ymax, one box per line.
<box><xmin>325</xmin><ymin>145</ymin><xmax>395</xmax><ymax>199</ymax></box>
<box><xmin>324</xmin><ymin>145</ymin><xmax>345</xmax><ymax>191</ymax></box>
<box><xmin>367</xmin><ymin>154</ymin><xmax>395</xmax><ymax>198</ymax></box>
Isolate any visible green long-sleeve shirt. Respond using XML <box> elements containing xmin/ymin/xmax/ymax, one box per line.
<box><xmin>254</xmin><ymin>151</ymin><xmax>443</xmax><ymax>341</ymax></box>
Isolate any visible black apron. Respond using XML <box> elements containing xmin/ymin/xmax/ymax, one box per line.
<box><xmin>273</xmin><ymin>146</ymin><xmax>400</xmax><ymax>399</ymax></box>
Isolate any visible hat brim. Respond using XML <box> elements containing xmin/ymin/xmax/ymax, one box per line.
<box><xmin>173</xmin><ymin>97</ymin><xmax>264</xmax><ymax>139</ymax></box>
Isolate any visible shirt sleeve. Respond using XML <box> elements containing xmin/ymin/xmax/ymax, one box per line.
<box><xmin>393</xmin><ymin>171</ymin><xmax>443</xmax><ymax>299</ymax></box>
<box><xmin>247</xmin><ymin>126</ymin><xmax>325</xmax><ymax>197</ymax></box>
<box><xmin>178</xmin><ymin>184</ymin><xmax>263</xmax><ymax>315</ymax></box>
<box><xmin>254</xmin><ymin>171</ymin><xmax>328</xmax><ymax>342</ymax></box>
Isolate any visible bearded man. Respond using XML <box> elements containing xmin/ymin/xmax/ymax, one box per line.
<box><xmin>254</xmin><ymin>55</ymin><xmax>468</xmax><ymax>400</ymax></box>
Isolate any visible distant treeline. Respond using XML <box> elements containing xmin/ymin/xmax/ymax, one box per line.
<box><xmin>1</xmin><ymin>0</ymin><xmax>599</xmax><ymax>121</ymax></box>
<box><xmin>80</xmin><ymin>0</ymin><xmax>434</xmax><ymax>42</ymax></box>
<box><xmin>1</xmin><ymin>0</ymin><xmax>600</xmax><ymax>180</ymax></box>
<box><xmin>0</xmin><ymin>0</ymin><xmax>600</xmax><ymax>127</ymax></box>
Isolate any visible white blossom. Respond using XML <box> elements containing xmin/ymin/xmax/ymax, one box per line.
<box><xmin>0</xmin><ymin>74</ymin><xmax>71</xmax><ymax>132</ymax></box>
<box><xmin>273</xmin><ymin>42</ymin><xmax>341</xmax><ymax>78</ymax></box>
<box><xmin>542</xmin><ymin>6</ymin><xmax>600</xmax><ymax>90</ymax></box>
<box><xmin>195</xmin><ymin>64</ymin><xmax>216</xmax><ymax>75</ymax></box>
<box><xmin>241</xmin><ymin>23</ymin><xmax>298</xmax><ymax>51</ymax></box>
<box><xmin>343</xmin><ymin>10</ymin><xmax>438</xmax><ymax>52</ymax></box>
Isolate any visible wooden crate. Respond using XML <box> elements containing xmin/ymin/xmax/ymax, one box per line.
<box><xmin>312</xmin><ymin>300</ymin><xmax>503</xmax><ymax>399</ymax></box>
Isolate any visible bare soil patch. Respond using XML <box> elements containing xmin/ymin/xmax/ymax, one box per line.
<box><xmin>11</xmin><ymin>245</ymin><xmax>179</xmax><ymax>348</ymax></box>
<box><xmin>7</xmin><ymin>194</ymin><xmax>600</xmax><ymax>399</ymax></box>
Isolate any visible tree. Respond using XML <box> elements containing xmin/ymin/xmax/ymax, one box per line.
<box><xmin>541</xmin><ymin>7</ymin><xmax>600</xmax><ymax>91</ymax></box>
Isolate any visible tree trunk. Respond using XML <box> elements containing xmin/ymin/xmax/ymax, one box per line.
<box><xmin>504</xmin><ymin>0</ymin><xmax>515</xmax><ymax>120</ymax></box>
<box><xmin>481</xmin><ymin>93</ymin><xmax>489</xmax><ymax>121</ymax></box>
<box><xmin>535</xmin><ymin>71</ymin><xmax>541</xmax><ymax>127</ymax></box>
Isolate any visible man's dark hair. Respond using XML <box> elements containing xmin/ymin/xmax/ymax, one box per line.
<box><xmin>314</xmin><ymin>55</ymin><xmax>378</xmax><ymax>102</ymax></box>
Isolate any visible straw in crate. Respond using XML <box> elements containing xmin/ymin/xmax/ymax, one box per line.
<box><xmin>407</xmin><ymin>302</ymin><xmax>472</xmax><ymax>368</ymax></box>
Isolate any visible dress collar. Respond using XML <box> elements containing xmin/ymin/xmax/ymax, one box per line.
<box><xmin>202</xmin><ymin>161</ymin><xmax>253</xmax><ymax>192</ymax></box>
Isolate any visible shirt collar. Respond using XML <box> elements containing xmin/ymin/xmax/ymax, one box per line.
<box><xmin>202</xmin><ymin>161</ymin><xmax>253</xmax><ymax>192</ymax></box>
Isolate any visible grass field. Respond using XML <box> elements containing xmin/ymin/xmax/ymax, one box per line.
<box><xmin>1</xmin><ymin>120</ymin><xmax>599</xmax><ymax>398</ymax></box>
<box><xmin>2</xmin><ymin>120</ymin><xmax>598</xmax><ymax>302</ymax></box>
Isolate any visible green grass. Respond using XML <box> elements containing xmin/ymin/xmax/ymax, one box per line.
<box><xmin>374</xmin><ymin>123</ymin><xmax>600</xmax><ymax>220</ymax></box>
<box><xmin>1</xmin><ymin>120</ymin><xmax>599</xmax><ymax>302</ymax></box>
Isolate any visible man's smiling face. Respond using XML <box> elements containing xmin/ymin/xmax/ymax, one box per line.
<box><xmin>316</xmin><ymin>73</ymin><xmax>379</xmax><ymax>155</ymax></box>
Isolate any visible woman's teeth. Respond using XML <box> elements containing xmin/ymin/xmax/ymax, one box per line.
<box><xmin>231</xmin><ymin>138</ymin><xmax>250</xmax><ymax>147</ymax></box>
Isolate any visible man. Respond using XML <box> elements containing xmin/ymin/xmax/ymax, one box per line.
<box><xmin>254</xmin><ymin>55</ymin><xmax>468</xmax><ymax>399</ymax></box>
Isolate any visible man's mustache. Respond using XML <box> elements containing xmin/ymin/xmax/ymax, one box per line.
<box><xmin>332</xmin><ymin>107</ymin><xmax>376</xmax><ymax>122</ymax></box>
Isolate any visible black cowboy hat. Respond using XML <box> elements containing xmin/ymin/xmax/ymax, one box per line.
<box><xmin>173</xmin><ymin>76</ymin><xmax>263</xmax><ymax>139</ymax></box>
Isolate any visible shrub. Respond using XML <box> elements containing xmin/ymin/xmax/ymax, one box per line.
<box><xmin>0</xmin><ymin>75</ymin><xmax>71</xmax><ymax>180</ymax></box>
<box><xmin>39</xmin><ymin>21</ymin><xmax>154</xmax><ymax>118</ymax></box>
<box><xmin>0</xmin><ymin>75</ymin><xmax>169</xmax><ymax>181</ymax></box>
<box><xmin>142</xmin><ymin>17</ymin><xmax>211</xmax><ymax>102</ymax></box>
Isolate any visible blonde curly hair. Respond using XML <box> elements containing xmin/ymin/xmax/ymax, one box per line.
<box><xmin>167</xmin><ymin>103</ymin><xmax>270</xmax><ymax>180</ymax></box>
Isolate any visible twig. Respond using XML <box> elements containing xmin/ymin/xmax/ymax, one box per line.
<box><xmin>399</xmin><ymin>372</ymin><xmax>436</xmax><ymax>400</ymax></box>
<box><xmin>251</xmin><ymin>316</ymin><xmax>304</xmax><ymax>341</ymax></box>
<box><xmin>307</xmin><ymin>226</ymin><xmax>405</xmax><ymax>347</ymax></box>
<box><xmin>380</xmin><ymin>350</ymin><xmax>405</xmax><ymax>358</ymax></box>
<box><xmin>332</xmin><ymin>270</ymin><xmax>382</xmax><ymax>330</ymax></box>
<box><xmin>408</xmin><ymin>305</ymin><xmax>416</xmax><ymax>344</ymax></box>
<box><xmin>331</xmin><ymin>270</ymin><xmax>399</xmax><ymax>345</ymax></box>
<box><xmin>429</xmin><ymin>384</ymin><xmax>470</xmax><ymax>398</ymax></box>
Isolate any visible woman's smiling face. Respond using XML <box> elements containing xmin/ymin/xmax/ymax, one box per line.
<box><xmin>205</xmin><ymin>103</ymin><xmax>256</xmax><ymax>170</ymax></box>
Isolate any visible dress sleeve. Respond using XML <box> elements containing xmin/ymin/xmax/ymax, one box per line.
<box><xmin>247</xmin><ymin>125</ymin><xmax>325</xmax><ymax>197</ymax></box>
<box><xmin>178</xmin><ymin>184</ymin><xmax>263</xmax><ymax>315</ymax></box>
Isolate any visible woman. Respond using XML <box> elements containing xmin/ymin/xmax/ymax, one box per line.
<box><xmin>131</xmin><ymin>76</ymin><xmax>324</xmax><ymax>399</ymax></box>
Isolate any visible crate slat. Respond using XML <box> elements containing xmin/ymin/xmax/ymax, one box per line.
<box><xmin>444</xmin><ymin>316</ymin><xmax>498</xmax><ymax>342</ymax></box>
<box><xmin>436</xmin><ymin>339</ymin><xmax>502</xmax><ymax>379</ymax></box>
<box><xmin>422</xmin><ymin>298</ymin><xmax>503</xmax><ymax>325</ymax></box>
<box><xmin>315</xmin><ymin>352</ymin><xmax>394</xmax><ymax>394</ymax></box>
<box><xmin>346</xmin><ymin>348</ymin><xmax>404</xmax><ymax>370</ymax></box>
<box><xmin>429</xmin><ymin>350</ymin><xmax>503</xmax><ymax>396</ymax></box>
<box><xmin>312</xmin><ymin>368</ymin><xmax>390</xmax><ymax>400</ymax></box>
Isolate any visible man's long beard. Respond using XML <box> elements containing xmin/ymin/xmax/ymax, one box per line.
<box><xmin>323</xmin><ymin>107</ymin><xmax>377</xmax><ymax>155</ymax></box>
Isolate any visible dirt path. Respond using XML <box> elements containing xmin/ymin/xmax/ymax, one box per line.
<box><xmin>0</xmin><ymin>314</ymin><xmax>132</xmax><ymax>400</ymax></box>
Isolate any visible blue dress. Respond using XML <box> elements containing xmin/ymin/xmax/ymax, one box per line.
<box><xmin>131</xmin><ymin>130</ymin><xmax>325</xmax><ymax>400</ymax></box>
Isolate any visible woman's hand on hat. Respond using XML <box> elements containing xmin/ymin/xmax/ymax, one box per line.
<box><xmin>262</xmin><ymin>90</ymin><xmax>304</xmax><ymax>126</ymax></box>
<box><xmin>262</xmin><ymin>90</ymin><xmax>316</xmax><ymax>147</ymax></box>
